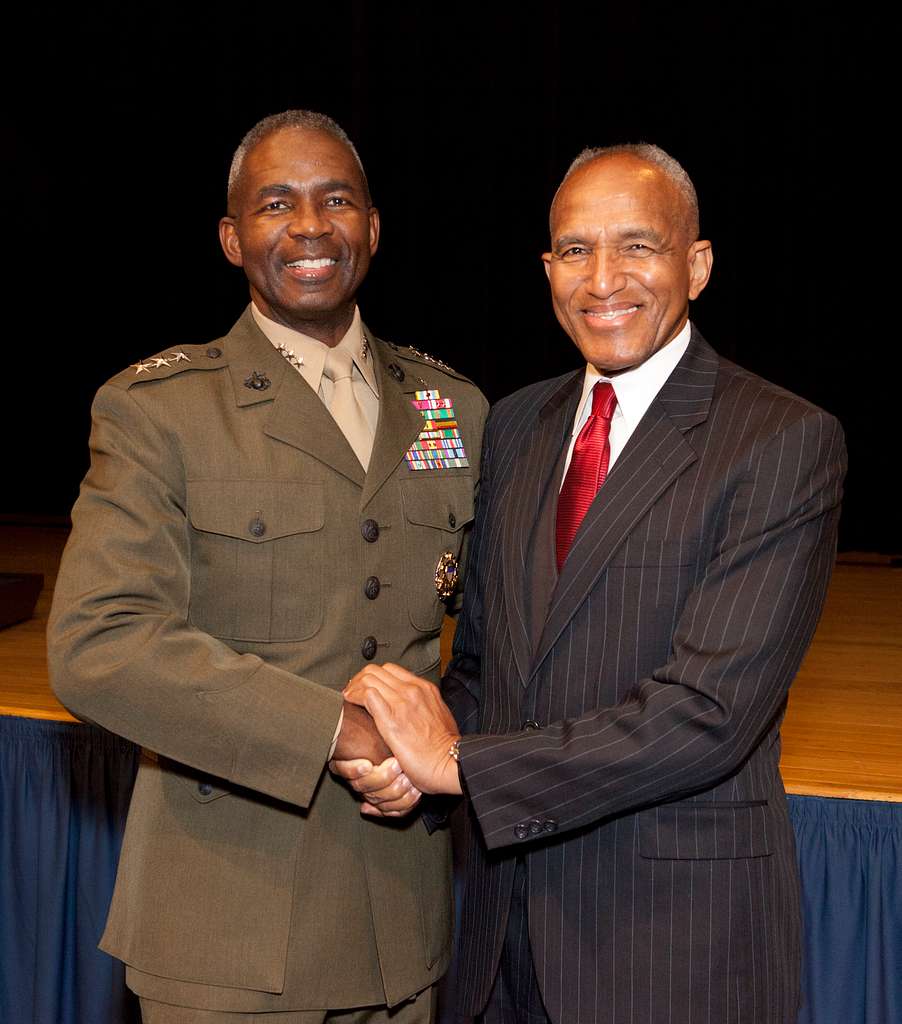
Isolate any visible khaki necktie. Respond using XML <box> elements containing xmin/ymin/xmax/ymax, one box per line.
<box><xmin>322</xmin><ymin>347</ymin><xmax>373</xmax><ymax>471</ymax></box>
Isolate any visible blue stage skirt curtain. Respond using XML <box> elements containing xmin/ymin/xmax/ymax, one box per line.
<box><xmin>0</xmin><ymin>715</ymin><xmax>140</xmax><ymax>1024</ymax></box>
<box><xmin>788</xmin><ymin>795</ymin><xmax>901</xmax><ymax>1024</ymax></box>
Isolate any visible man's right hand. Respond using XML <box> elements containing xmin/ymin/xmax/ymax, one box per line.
<box><xmin>331</xmin><ymin>701</ymin><xmax>392</xmax><ymax>764</ymax></box>
<box><xmin>330</xmin><ymin>756</ymin><xmax>422</xmax><ymax>817</ymax></box>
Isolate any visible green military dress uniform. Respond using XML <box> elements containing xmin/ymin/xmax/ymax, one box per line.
<box><xmin>47</xmin><ymin>308</ymin><xmax>488</xmax><ymax>1014</ymax></box>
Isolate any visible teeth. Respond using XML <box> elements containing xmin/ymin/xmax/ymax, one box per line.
<box><xmin>590</xmin><ymin>306</ymin><xmax>638</xmax><ymax>320</ymax></box>
<box><xmin>287</xmin><ymin>258</ymin><xmax>336</xmax><ymax>268</ymax></box>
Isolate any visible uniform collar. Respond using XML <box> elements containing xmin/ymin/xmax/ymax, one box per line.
<box><xmin>250</xmin><ymin>304</ymin><xmax>379</xmax><ymax>399</ymax></box>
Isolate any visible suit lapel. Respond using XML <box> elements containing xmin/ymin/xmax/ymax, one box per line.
<box><xmin>531</xmin><ymin>331</ymin><xmax>718</xmax><ymax>678</ymax></box>
<box><xmin>503</xmin><ymin>372</ymin><xmax>583</xmax><ymax>686</ymax></box>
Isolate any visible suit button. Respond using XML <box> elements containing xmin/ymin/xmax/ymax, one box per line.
<box><xmin>249</xmin><ymin>516</ymin><xmax>266</xmax><ymax>538</ymax></box>
<box><xmin>543</xmin><ymin>819</ymin><xmax>558</xmax><ymax>833</ymax></box>
<box><xmin>529</xmin><ymin>818</ymin><xmax>544</xmax><ymax>836</ymax></box>
<box><xmin>197</xmin><ymin>782</ymin><xmax>213</xmax><ymax>796</ymax></box>
<box><xmin>514</xmin><ymin>823</ymin><xmax>529</xmax><ymax>840</ymax></box>
<box><xmin>523</xmin><ymin>720</ymin><xmax>540</xmax><ymax>731</ymax></box>
<box><xmin>361</xmin><ymin>636</ymin><xmax>378</xmax><ymax>660</ymax></box>
<box><xmin>448</xmin><ymin>512</ymin><xmax>456</xmax><ymax>528</ymax></box>
<box><xmin>364</xmin><ymin>576</ymin><xmax>381</xmax><ymax>600</ymax></box>
<box><xmin>361</xmin><ymin>519</ymin><xmax>380</xmax><ymax>543</ymax></box>
<box><xmin>206</xmin><ymin>347</ymin><xmax>222</xmax><ymax>359</ymax></box>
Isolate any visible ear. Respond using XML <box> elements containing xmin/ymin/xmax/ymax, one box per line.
<box><xmin>368</xmin><ymin>206</ymin><xmax>381</xmax><ymax>256</ymax></box>
<box><xmin>218</xmin><ymin>217</ymin><xmax>244</xmax><ymax>268</ymax></box>
<box><xmin>687</xmin><ymin>240</ymin><xmax>713</xmax><ymax>300</ymax></box>
<box><xmin>541</xmin><ymin>252</ymin><xmax>553</xmax><ymax>282</ymax></box>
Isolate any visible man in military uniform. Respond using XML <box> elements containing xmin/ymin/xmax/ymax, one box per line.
<box><xmin>47</xmin><ymin>109</ymin><xmax>488</xmax><ymax>1023</ymax></box>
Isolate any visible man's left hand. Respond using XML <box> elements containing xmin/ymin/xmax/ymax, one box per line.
<box><xmin>343</xmin><ymin>664</ymin><xmax>462</xmax><ymax>795</ymax></box>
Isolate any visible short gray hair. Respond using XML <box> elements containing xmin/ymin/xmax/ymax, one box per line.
<box><xmin>561</xmin><ymin>142</ymin><xmax>699</xmax><ymax>241</ymax></box>
<box><xmin>227</xmin><ymin>109</ymin><xmax>369</xmax><ymax>210</ymax></box>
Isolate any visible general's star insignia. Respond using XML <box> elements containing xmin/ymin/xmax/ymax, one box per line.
<box><xmin>131</xmin><ymin>361</ymin><xmax>153</xmax><ymax>374</ymax></box>
<box><xmin>151</xmin><ymin>356</ymin><xmax>171</xmax><ymax>368</ymax></box>
<box><xmin>169</xmin><ymin>351</ymin><xmax>190</xmax><ymax>362</ymax></box>
<box><xmin>276</xmin><ymin>342</ymin><xmax>304</xmax><ymax>369</ymax></box>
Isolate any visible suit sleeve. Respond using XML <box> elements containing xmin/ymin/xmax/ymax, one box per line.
<box><xmin>441</xmin><ymin>407</ymin><xmax>494</xmax><ymax>736</ymax></box>
<box><xmin>458</xmin><ymin>407</ymin><xmax>846</xmax><ymax>850</ymax></box>
<box><xmin>47</xmin><ymin>382</ymin><xmax>343</xmax><ymax>808</ymax></box>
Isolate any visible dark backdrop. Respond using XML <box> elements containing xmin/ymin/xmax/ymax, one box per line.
<box><xmin>6</xmin><ymin>4</ymin><xmax>890</xmax><ymax>551</ymax></box>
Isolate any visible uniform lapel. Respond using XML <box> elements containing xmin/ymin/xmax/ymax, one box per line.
<box><xmin>503</xmin><ymin>372</ymin><xmax>583</xmax><ymax>686</ymax></box>
<box><xmin>531</xmin><ymin>331</ymin><xmax>718</xmax><ymax>678</ymax></box>
<box><xmin>360</xmin><ymin>332</ymin><xmax>425</xmax><ymax>512</ymax></box>
<box><xmin>222</xmin><ymin>311</ymin><xmax>366</xmax><ymax>488</ymax></box>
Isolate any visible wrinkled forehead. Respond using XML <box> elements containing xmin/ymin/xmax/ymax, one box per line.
<box><xmin>550</xmin><ymin>156</ymin><xmax>686</xmax><ymax>239</ymax></box>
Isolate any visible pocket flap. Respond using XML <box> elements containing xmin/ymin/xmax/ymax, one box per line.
<box><xmin>401</xmin><ymin>476</ymin><xmax>474</xmax><ymax>531</ymax></box>
<box><xmin>639</xmin><ymin>801</ymin><xmax>771</xmax><ymax>860</ymax></box>
<box><xmin>187</xmin><ymin>480</ymin><xmax>324</xmax><ymax>542</ymax></box>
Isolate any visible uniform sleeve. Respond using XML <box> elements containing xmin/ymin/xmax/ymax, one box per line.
<box><xmin>47</xmin><ymin>382</ymin><xmax>343</xmax><ymax>808</ymax></box>
<box><xmin>458</xmin><ymin>409</ymin><xmax>847</xmax><ymax>850</ymax></box>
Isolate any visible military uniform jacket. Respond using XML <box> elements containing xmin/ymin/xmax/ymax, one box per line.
<box><xmin>47</xmin><ymin>308</ymin><xmax>488</xmax><ymax>1011</ymax></box>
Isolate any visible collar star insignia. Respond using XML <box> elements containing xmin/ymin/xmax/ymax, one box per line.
<box><xmin>169</xmin><ymin>351</ymin><xmax>190</xmax><ymax>362</ymax></box>
<box><xmin>131</xmin><ymin>361</ymin><xmax>153</xmax><ymax>374</ymax></box>
<box><xmin>276</xmin><ymin>342</ymin><xmax>304</xmax><ymax>368</ymax></box>
<box><xmin>151</xmin><ymin>356</ymin><xmax>171</xmax><ymax>368</ymax></box>
<box><xmin>360</xmin><ymin>339</ymin><xmax>369</xmax><ymax>362</ymax></box>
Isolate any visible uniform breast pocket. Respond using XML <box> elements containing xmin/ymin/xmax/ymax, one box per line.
<box><xmin>401</xmin><ymin>474</ymin><xmax>475</xmax><ymax>632</ymax></box>
<box><xmin>187</xmin><ymin>480</ymin><xmax>324</xmax><ymax>642</ymax></box>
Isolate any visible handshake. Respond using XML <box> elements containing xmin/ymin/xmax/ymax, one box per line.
<box><xmin>330</xmin><ymin>663</ymin><xmax>463</xmax><ymax>818</ymax></box>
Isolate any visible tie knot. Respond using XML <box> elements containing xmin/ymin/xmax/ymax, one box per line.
<box><xmin>591</xmin><ymin>381</ymin><xmax>617</xmax><ymax>420</ymax></box>
<box><xmin>323</xmin><ymin>348</ymin><xmax>355</xmax><ymax>383</ymax></box>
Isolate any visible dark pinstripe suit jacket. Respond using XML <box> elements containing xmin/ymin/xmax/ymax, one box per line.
<box><xmin>445</xmin><ymin>329</ymin><xmax>846</xmax><ymax>1024</ymax></box>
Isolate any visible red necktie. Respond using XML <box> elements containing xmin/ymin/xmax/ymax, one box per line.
<box><xmin>556</xmin><ymin>381</ymin><xmax>618</xmax><ymax>571</ymax></box>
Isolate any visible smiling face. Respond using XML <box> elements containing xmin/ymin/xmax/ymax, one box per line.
<box><xmin>219</xmin><ymin>127</ymin><xmax>379</xmax><ymax>345</ymax></box>
<box><xmin>542</xmin><ymin>154</ymin><xmax>712</xmax><ymax>374</ymax></box>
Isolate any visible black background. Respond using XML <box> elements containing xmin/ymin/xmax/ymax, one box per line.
<box><xmin>6</xmin><ymin>4</ymin><xmax>890</xmax><ymax>551</ymax></box>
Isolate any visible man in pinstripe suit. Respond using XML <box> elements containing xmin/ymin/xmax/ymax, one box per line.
<box><xmin>339</xmin><ymin>144</ymin><xmax>846</xmax><ymax>1023</ymax></box>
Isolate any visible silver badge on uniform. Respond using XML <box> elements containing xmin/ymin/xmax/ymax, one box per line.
<box><xmin>434</xmin><ymin>551</ymin><xmax>460</xmax><ymax>600</ymax></box>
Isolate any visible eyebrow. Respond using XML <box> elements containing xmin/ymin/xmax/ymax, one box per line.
<box><xmin>552</xmin><ymin>225</ymin><xmax>668</xmax><ymax>249</ymax></box>
<box><xmin>253</xmin><ymin>179</ymin><xmax>361</xmax><ymax>201</ymax></box>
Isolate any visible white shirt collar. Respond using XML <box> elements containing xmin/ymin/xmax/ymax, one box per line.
<box><xmin>573</xmin><ymin>320</ymin><xmax>693</xmax><ymax>438</ymax></box>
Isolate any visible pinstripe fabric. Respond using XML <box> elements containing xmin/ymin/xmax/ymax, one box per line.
<box><xmin>445</xmin><ymin>330</ymin><xmax>846</xmax><ymax>1024</ymax></box>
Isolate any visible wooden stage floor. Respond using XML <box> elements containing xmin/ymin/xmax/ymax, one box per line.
<box><xmin>2</xmin><ymin>524</ymin><xmax>900</xmax><ymax>802</ymax></box>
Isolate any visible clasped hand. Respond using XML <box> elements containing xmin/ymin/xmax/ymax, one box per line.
<box><xmin>330</xmin><ymin>663</ymin><xmax>462</xmax><ymax>818</ymax></box>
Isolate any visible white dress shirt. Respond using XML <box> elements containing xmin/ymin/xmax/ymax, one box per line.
<box><xmin>561</xmin><ymin>321</ymin><xmax>692</xmax><ymax>484</ymax></box>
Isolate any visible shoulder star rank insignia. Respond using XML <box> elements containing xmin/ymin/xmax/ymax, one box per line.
<box><xmin>131</xmin><ymin>361</ymin><xmax>153</xmax><ymax>374</ymax></box>
<box><xmin>151</xmin><ymin>356</ymin><xmax>171</xmax><ymax>368</ymax></box>
<box><xmin>169</xmin><ymin>351</ymin><xmax>190</xmax><ymax>362</ymax></box>
<box><xmin>435</xmin><ymin>551</ymin><xmax>460</xmax><ymax>600</ymax></box>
